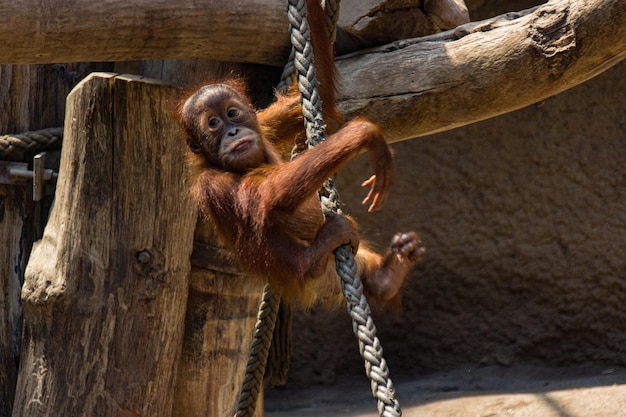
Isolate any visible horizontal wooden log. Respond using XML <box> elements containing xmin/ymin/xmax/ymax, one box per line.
<box><xmin>0</xmin><ymin>0</ymin><xmax>290</xmax><ymax>66</ymax></box>
<box><xmin>0</xmin><ymin>0</ymin><xmax>623</xmax><ymax>143</ymax></box>
<box><xmin>336</xmin><ymin>0</ymin><xmax>626</xmax><ymax>142</ymax></box>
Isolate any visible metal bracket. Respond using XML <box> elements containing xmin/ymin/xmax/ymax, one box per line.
<box><xmin>0</xmin><ymin>152</ymin><xmax>58</xmax><ymax>201</ymax></box>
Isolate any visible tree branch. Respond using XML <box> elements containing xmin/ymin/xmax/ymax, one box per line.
<box><xmin>336</xmin><ymin>0</ymin><xmax>626</xmax><ymax>142</ymax></box>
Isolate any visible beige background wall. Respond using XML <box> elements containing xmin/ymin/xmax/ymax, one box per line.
<box><xmin>285</xmin><ymin>0</ymin><xmax>625</xmax><ymax>385</ymax></box>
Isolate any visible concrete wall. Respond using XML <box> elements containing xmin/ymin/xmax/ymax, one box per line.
<box><xmin>286</xmin><ymin>20</ymin><xmax>626</xmax><ymax>385</ymax></box>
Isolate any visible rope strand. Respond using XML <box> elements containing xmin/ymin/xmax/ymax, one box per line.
<box><xmin>236</xmin><ymin>1</ymin><xmax>402</xmax><ymax>416</ymax></box>
<box><xmin>234</xmin><ymin>285</ymin><xmax>281</xmax><ymax>417</ymax></box>
<box><xmin>0</xmin><ymin>127</ymin><xmax>63</xmax><ymax>157</ymax></box>
<box><xmin>286</xmin><ymin>0</ymin><xmax>402</xmax><ymax>415</ymax></box>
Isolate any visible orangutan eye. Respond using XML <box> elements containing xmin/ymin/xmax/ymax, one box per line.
<box><xmin>227</xmin><ymin>107</ymin><xmax>240</xmax><ymax>118</ymax></box>
<box><xmin>208</xmin><ymin>116</ymin><xmax>220</xmax><ymax>128</ymax></box>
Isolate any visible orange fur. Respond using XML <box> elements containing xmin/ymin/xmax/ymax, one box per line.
<box><xmin>177</xmin><ymin>0</ymin><xmax>424</xmax><ymax>308</ymax></box>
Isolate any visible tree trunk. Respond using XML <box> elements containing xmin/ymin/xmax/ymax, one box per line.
<box><xmin>12</xmin><ymin>73</ymin><xmax>196</xmax><ymax>417</ymax></box>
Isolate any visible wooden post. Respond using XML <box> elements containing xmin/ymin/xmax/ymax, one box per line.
<box><xmin>0</xmin><ymin>63</ymin><xmax>111</xmax><ymax>417</ymax></box>
<box><xmin>0</xmin><ymin>65</ymin><xmax>34</xmax><ymax>417</ymax></box>
<box><xmin>172</xmin><ymin>222</ymin><xmax>264</xmax><ymax>417</ymax></box>
<box><xmin>0</xmin><ymin>186</ymin><xmax>28</xmax><ymax>417</ymax></box>
<box><xmin>12</xmin><ymin>73</ymin><xmax>196</xmax><ymax>416</ymax></box>
<box><xmin>138</xmin><ymin>60</ymin><xmax>270</xmax><ymax>417</ymax></box>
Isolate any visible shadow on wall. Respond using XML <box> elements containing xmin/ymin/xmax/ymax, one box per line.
<box><xmin>285</xmin><ymin>58</ymin><xmax>626</xmax><ymax>387</ymax></box>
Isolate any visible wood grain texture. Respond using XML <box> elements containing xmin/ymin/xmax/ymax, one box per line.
<box><xmin>140</xmin><ymin>60</ymin><xmax>268</xmax><ymax>417</ymax></box>
<box><xmin>13</xmin><ymin>73</ymin><xmax>196</xmax><ymax>417</ymax></box>
<box><xmin>0</xmin><ymin>0</ymin><xmax>290</xmax><ymax>66</ymax></box>
<box><xmin>0</xmin><ymin>0</ymin><xmax>623</xmax><ymax>145</ymax></box>
<box><xmin>0</xmin><ymin>186</ymin><xmax>27</xmax><ymax>417</ymax></box>
<box><xmin>0</xmin><ymin>65</ymin><xmax>36</xmax><ymax>417</ymax></box>
<box><xmin>0</xmin><ymin>63</ymin><xmax>110</xmax><ymax>417</ymax></box>
<box><xmin>173</xmin><ymin>243</ymin><xmax>264</xmax><ymax>417</ymax></box>
<box><xmin>336</xmin><ymin>0</ymin><xmax>626</xmax><ymax>142</ymax></box>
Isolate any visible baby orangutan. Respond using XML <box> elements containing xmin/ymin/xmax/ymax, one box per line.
<box><xmin>178</xmin><ymin>0</ymin><xmax>424</xmax><ymax>308</ymax></box>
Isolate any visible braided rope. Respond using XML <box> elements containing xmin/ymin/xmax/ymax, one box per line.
<box><xmin>0</xmin><ymin>127</ymin><xmax>63</xmax><ymax>157</ymax></box>
<box><xmin>264</xmin><ymin>300</ymin><xmax>292</xmax><ymax>386</ymax></box>
<box><xmin>278</xmin><ymin>0</ymin><xmax>340</xmax><ymax>92</ymax></box>
<box><xmin>322</xmin><ymin>0</ymin><xmax>341</xmax><ymax>43</ymax></box>
<box><xmin>288</xmin><ymin>1</ymin><xmax>402</xmax><ymax>416</ymax></box>
<box><xmin>234</xmin><ymin>285</ymin><xmax>281</xmax><ymax>417</ymax></box>
<box><xmin>277</xmin><ymin>50</ymin><xmax>296</xmax><ymax>92</ymax></box>
<box><xmin>288</xmin><ymin>0</ymin><xmax>326</xmax><ymax>148</ymax></box>
<box><xmin>335</xmin><ymin>246</ymin><xmax>402</xmax><ymax>416</ymax></box>
<box><xmin>237</xmin><ymin>1</ymin><xmax>401</xmax><ymax>416</ymax></box>
<box><xmin>288</xmin><ymin>0</ymin><xmax>343</xmax><ymax>215</ymax></box>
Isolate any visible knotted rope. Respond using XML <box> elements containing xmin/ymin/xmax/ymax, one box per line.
<box><xmin>235</xmin><ymin>1</ymin><xmax>401</xmax><ymax>416</ymax></box>
<box><xmin>0</xmin><ymin>127</ymin><xmax>63</xmax><ymax>157</ymax></box>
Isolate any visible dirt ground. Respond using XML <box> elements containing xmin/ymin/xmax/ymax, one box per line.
<box><xmin>265</xmin><ymin>365</ymin><xmax>626</xmax><ymax>416</ymax></box>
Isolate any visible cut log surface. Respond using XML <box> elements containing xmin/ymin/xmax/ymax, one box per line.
<box><xmin>13</xmin><ymin>73</ymin><xmax>196</xmax><ymax>417</ymax></box>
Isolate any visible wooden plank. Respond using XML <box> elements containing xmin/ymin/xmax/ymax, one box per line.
<box><xmin>12</xmin><ymin>73</ymin><xmax>196</xmax><ymax>416</ymax></box>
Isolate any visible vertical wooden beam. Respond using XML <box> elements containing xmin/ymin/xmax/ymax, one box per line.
<box><xmin>12</xmin><ymin>73</ymin><xmax>195</xmax><ymax>416</ymax></box>
<box><xmin>0</xmin><ymin>63</ymin><xmax>111</xmax><ymax>417</ymax></box>
<box><xmin>173</xmin><ymin>222</ymin><xmax>264</xmax><ymax>417</ymax></box>
<box><xmin>0</xmin><ymin>66</ymin><xmax>30</xmax><ymax>410</ymax></box>
<box><xmin>0</xmin><ymin>185</ymin><xmax>27</xmax><ymax>417</ymax></box>
<box><xmin>139</xmin><ymin>60</ymin><xmax>275</xmax><ymax>417</ymax></box>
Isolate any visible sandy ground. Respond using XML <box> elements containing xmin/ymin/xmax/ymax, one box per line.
<box><xmin>265</xmin><ymin>365</ymin><xmax>626</xmax><ymax>416</ymax></box>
